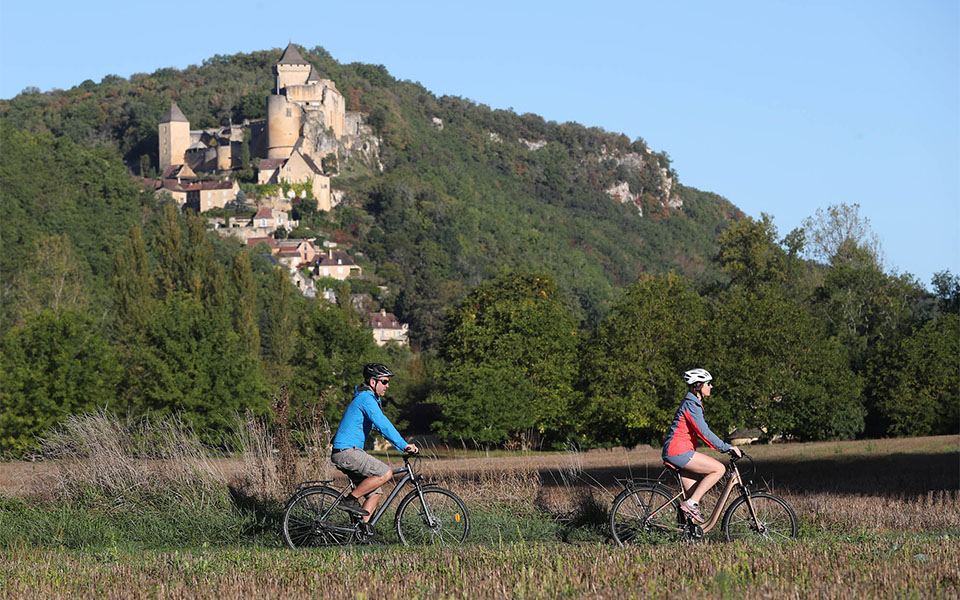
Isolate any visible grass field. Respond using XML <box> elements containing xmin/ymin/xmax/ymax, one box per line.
<box><xmin>1</xmin><ymin>427</ymin><xmax>957</xmax><ymax>599</ymax></box>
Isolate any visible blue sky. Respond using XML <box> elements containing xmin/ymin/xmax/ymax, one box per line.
<box><xmin>2</xmin><ymin>0</ymin><xmax>957</xmax><ymax>286</ymax></box>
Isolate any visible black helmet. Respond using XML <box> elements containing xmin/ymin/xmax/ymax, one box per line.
<box><xmin>363</xmin><ymin>363</ymin><xmax>394</xmax><ymax>381</ymax></box>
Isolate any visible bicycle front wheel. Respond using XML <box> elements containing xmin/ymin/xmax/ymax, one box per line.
<box><xmin>610</xmin><ymin>485</ymin><xmax>679</xmax><ymax>546</ymax></box>
<box><xmin>722</xmin><ymin>492</ymin><xmax>798</xmax><ymax>542</ymax></box>
<box><xmin>395</xmin><ymin>487</ymin><xmax>470</xmax><ymax>545</ymax></box>
<box><xmin>283</xmin><ymin>487</ymin><xmax>355</xmax><ymax>548</ymax></box>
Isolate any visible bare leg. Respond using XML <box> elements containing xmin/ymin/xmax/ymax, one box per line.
<box><xmin>351</xmin><ymin>471</ymin><xmax>392</xmax><ymax>522</ymax></box>
<box><xmin>680</xmin><ymin>452</ymin><xmax>725</xmax><ymax>504</ymax></box>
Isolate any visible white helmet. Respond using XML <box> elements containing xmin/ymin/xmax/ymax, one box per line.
<box><xmin>683</xmin><ymin>368</ymin><xmax>713</xmax><ymax>385</ymax></box>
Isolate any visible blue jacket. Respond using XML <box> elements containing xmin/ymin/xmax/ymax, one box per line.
<box><xmin>332</xmin><ymin>386</ymin><xmax>408</xmax><ymax>452</ymax></box>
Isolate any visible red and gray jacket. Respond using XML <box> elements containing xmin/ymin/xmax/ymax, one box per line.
<box><xmin>662</xmin><ymin>392</ymin><xmax>731</xmax><ymax>459</ymax></box>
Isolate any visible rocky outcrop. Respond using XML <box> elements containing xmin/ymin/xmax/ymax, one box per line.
<box><xmin>606</xmin><ymin>181</ymin><xmax>642</xmax><ymax>216</ymax></box>
<box><xmin>340</xmin><ymin>112</ymin><xmax>383</xmax><ymax>172</ymax></box>
<box><xmin>598</xmin><ymin>145</ymin><xmax>680</xmax><ymax>213</ymax></box>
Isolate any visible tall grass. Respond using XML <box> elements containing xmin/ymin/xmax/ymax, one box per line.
<box><xmin>33</xmin><ymin>409</ymin><xmax>228</xmax><ymax>511</ymax></box>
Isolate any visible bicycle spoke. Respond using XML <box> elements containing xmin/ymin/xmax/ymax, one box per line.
<box><xmin>722</xmin><ymin>493</ymin><xmax>797</xmax><ymax>542</ymax></box>
<box><xmin>610</xmin><ymin>485</ymin><xmax>677</xmax><ymax>546</ymax></box>
<box><xmin>284</xmin><ymin>487</ymin><xmax>356</xmax><ymax>548</ymax></box>
<box><xmin>396</xmin><ymin>488</ymin><xmax>469</xmax><ymax>546</ymax></box>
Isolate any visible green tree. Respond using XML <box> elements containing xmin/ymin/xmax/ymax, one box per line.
<box><xmin>801</xmin><ymin>203</ymin><xmax>882</xmax><ymax>266</ymax></box>
<box><xmin>708</xmin><ymin>285</ymin><xmax>864</xmax><ymax>440</ymax></box>
<box><xmin>714</xmin><ymin>214</ymin><xmax>789</xmax><ymax>289</ymax></box>
<box><xmin>11</xmin><ymin>234</ymin><xmax>88</xmax><ymax>323</ymax></box>
<box><xmin>124</xmin><ymin>293</ymin><xmax>267</xmax><ymax>444</ymax></box>
<box><xmin>430</xmin><ymin>273</ymin><xmax>580</xmax><ymax>446</ymax></box>
<box><xmin>154</xmin><ymin>203</ymin><xmax>184</xmax><ymax>299</ymax></box>
<box><xmin>291</xmin><ymin>298</ymin><xmax>379</xmax><ymax>421</ymax></box>
<box><xmin>871</xmin><ymin>314</ymin><xmax>960</xmax><ymax>436</ymax></box>
<box><xmin>231</xmin><ymin>250</ymin><xmax>260</xmax><ymax>357</ymax></box>
<box><xmin>261</xmin><ymin>267</ymin><xmax>299</xmax><ymax>382</ymax></box>
<box><xmin>112</xmin><ymin>226</ymin><xmax>154</xmax><ymax>338</ymax></box>
<box><xmin>577</xmin><ymin>273</ymin><xmax>709</xmax><ymax>446</ymax></box>
<box><xmin>0</xmin><ymin>310</ymin><xmax>120</xmax><ymax>456</ymax></box>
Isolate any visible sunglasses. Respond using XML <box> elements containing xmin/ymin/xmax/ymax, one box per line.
<box><xmin>378</xmin><ymin>379</ymin><xmax>390</xmax><ymax>385</ymax></box>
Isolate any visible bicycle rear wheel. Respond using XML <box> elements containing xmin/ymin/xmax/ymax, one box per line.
<box><xmin>283</xmin><ymin>487</ymin><xmax>355</xmax><ymax>548</ymax></box>
<box><xmin>610</xmin><ymin>485</ymin><xmax>679</xmax><ymax>546</ymax></box>
<box><xmin>395</xmin><ymin>487</ymin><xmax>469</xmax><ymax>545</ymax></box>
<box><xmin>722</xmin><ymin>492</ymin><xmax>798</xmax><ymax>542</ymax></box>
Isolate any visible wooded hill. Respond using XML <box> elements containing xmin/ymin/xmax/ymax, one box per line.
<box><xmin>2</xmin><ymin>46</ymin><xmax>956</xmax><ymax>455</ymax></box>
<box><xmin>0</xmin><ymin>45</ymin><xmax>740</xmax><ymax>346</ymax></box>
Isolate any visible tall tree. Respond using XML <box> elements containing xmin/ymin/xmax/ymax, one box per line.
<box><xmin>870</xmin><ymin>314</ymin><xmax>960</xmax><ymax>437</ymax></box>
<box><xmin>231</xmin><ymin>250</ymin><xmax>260</xmax><ymax>356</ymax></box>
<box><xmin>154</xmin><ymin>203</ymin><xmax>184</xmax><ymax>299</ymax></box>
<box><xmin>708</xmin><ymin>285</ymin><xmax>864</xmax><ymax>440</ymax></box>
<box><xmin>11</xmin><ymin>234</ymin><xmax>88</xmax><ymax>323</ymax></box>
<box><xmin>577</xmin><ymin>273</ymin><xmax>709</xmax><ymax>446</ymax></box>
<box><xmin>430</xmin><ymin>273</ymin><xmax>580</xmax><ymax>446</ymax></box>
<box><xmin>801</xmin><ymin>203</ymin><xmax>882</xmax><ymax>267</ymax></box>
<box><xmin>112</xmin><ymin>226</ymin><xmax>153</xmax><ymax>338</ymax></box>
<box><xmin>261</xmin><ymin>267</ymin><xmax>298</xmax><ymax>382</ymax></box>
<box><xmin>0</xmin><ymin>310</ymin><xmax>120</xmax><ymax>456</ymax></box>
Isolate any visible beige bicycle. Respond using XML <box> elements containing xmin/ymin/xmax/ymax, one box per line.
<box><xmin>610</xmin><ymin>453</ymin><xmax>797</xmax><ymax>544</ymax></box>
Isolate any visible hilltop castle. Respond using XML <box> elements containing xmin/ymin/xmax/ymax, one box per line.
<box><xmin>158</xmin><ymin>43</ymin><xmax>355</xmax><ymax>211</ymax></box>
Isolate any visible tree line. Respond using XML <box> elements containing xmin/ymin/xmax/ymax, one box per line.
<box><xmin>1</xmin><ymin>186</ymin><xmax>955</xmax><ymax>455</ymax></box>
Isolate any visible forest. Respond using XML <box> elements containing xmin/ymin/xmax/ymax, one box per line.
<box><xmin>0</xmin><ymin>46</ymin><xmax>957</xmax><ymax>457</ymax></box>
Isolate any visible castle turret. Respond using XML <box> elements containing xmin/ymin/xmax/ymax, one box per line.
<box><xmin>266</xmin><ymin>95</ymin><xmax>301</xmax><ymax>159</ymax></box>
<box><xmin>158</xmin><ymin>102</ymin><xmax>190</xmax><ymax>171</ymax></box>
<box><xmin>273</xmin><ymin>43</ymin><xmax>311</xmax><ymax>92</ymax></box>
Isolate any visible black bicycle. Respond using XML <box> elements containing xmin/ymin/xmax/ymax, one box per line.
<box><xmin>282</xmin><ymin>453</ymin><xmax>470</xmax><ymax>548</ymax></box>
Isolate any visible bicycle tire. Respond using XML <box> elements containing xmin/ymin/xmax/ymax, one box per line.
<box><xmin>283</xmin><ymin>486</ymin><xmax>355</xmax><ymax>548</ymax></box>
<box><xmin>394</xmin><ymin>487</ymin><xmax>470</xmax><ymax>545</ymax></box>
<box><xmin>610</xmin><ymin>484</ymin><xmax>679</xmax><ymax>546</ymax></box>
<box><xmin>721</xmin><ymin>492</ymin><xmax>798</xmax><ymax>542</ymax></box>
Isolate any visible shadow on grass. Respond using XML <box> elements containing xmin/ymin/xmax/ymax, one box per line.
<box><xmin>228</xmin><ymin>485</ymin><xmax>285</xmax><ymax>541</ymax></box>
<box><xmin>536</xmin><ymin>452</ymin><xmax>959</xmax><ymax>496</ymax></box>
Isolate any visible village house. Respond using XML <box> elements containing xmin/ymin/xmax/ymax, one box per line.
<box><xmin>244</xmin><ymin>237</ymin><xmax>318</xmax><ymax>271</ymax></box>
<box><xmin>275</xmin><ymin>238</ymin><xmax>319</xmax><ymax>270</ymax></box>
<box><xmin>313</xmin><ymin>249</ymin><xmax>361</xmax><ymax>280</ymax></box>
<box><xmin>257</xmin><ymin>149</ymin><xmax>332</xmax><ymax>211</ymax></box>
<box><xmin>184</xmin><ymin>180</ymin><xmax>240</xmax><ymax>213</ymax></box>
<box><xmin>369</xmin><ymin>309</ymin><xmax>409</xmax><ymax>346</ymax></box>
<box><xmin>213</xmin><ymin>207</ymin><xmax>296</xmax><ymax>242</ymax></box>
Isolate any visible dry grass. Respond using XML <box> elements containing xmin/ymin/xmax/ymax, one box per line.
<box><xmin>2</xmin><ymin>418</ymin><xmax>957</xmax><ymax>536</ymax></box>
<box><xmin>2</xmin><ymin>537</ymin><xmax>958</xmax><ymax>599</ymax></box>
<box><xmin>27</xmin><ymin>411</ymin><xmax>227</xmax><ymax>510</ymax></box>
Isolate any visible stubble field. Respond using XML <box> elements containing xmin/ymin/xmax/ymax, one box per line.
<box><xmin>1</xmin><ymin>433</ymin><xmax>957</xmax><ymax>599</ymax></box>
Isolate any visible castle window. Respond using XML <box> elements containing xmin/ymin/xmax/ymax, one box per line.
<box><xmin>286</xmin><ymin>108</ymin><xmax>292</xmax><ymax>117</ymax></box>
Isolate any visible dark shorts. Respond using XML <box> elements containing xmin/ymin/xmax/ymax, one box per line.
<box><xmin>663</xmin><ymin>450</ymin><xmax>695</xmax><ymax>469</ymax></box>
<box><xmin>330</xmin><ymin>448</ymin><xmax>390</xmax><ymax>496</ymax></box>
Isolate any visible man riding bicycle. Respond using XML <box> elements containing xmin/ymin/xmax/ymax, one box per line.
<box><xmin>330</xmin><ymin>363</ymin><xmax>419</xmax><ymax>520</ymax></box>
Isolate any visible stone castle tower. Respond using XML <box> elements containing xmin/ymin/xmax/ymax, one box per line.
<box><xmin>158</xmin><ymin>102</ymin><xmax>190</xmax><ymax>171</ymax></box>
<box><xmin>266</xmin><ymin>43</ymin><xmax>345</xmax><ymax>159</ymax></box>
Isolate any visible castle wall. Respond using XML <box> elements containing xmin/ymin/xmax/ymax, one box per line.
<box><xmin>266</xmin><ymin>95</ymin><xmax>300</xmax><ymax>159</ymax></box>
<box><xmin>216</xmin><ymin>145</ymin><xmax>231</xmax><ymax>171</ymax></box>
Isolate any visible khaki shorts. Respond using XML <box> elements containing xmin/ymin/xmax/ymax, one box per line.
<box><xmin>330</xmin><ymin>448</ymin><xmax>390</xmax><ymax>496</ymax></box>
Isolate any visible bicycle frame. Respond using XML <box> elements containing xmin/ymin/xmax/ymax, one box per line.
<box><xmin>641</xmin><ymin>459</ymin><xmax>747</xmax><ymax>534</ymax></box>
<box><xmin>317</xmin><ymin>455</ymin><xmax>428</xmax><ymax>529</ymax></box>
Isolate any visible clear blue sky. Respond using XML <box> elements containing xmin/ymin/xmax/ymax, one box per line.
<box><xmin>2</xmin><ymin>0</ymin><xmax>957</xmax><ymax>286</ymax></box>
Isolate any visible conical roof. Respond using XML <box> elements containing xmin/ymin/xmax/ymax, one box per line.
<box><xmin>307</xmin><ymin>65</ymin><xmax>323</xmax><ymax>83</ymax></box>
<box><xmin>277</xmin><ymin>43</ymin><xmax>307</xmax><ymax>65</ymax></box>
<box><xmin>160</xmin><ymin>102</ymin><xmax>188</xmax><ymax>123</ymax></box>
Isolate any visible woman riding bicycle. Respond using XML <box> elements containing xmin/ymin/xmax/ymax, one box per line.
<box><xmin>662</xmin><ymin>368</ymin><xmax>742</xmax><ymax>524</ymax></box>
